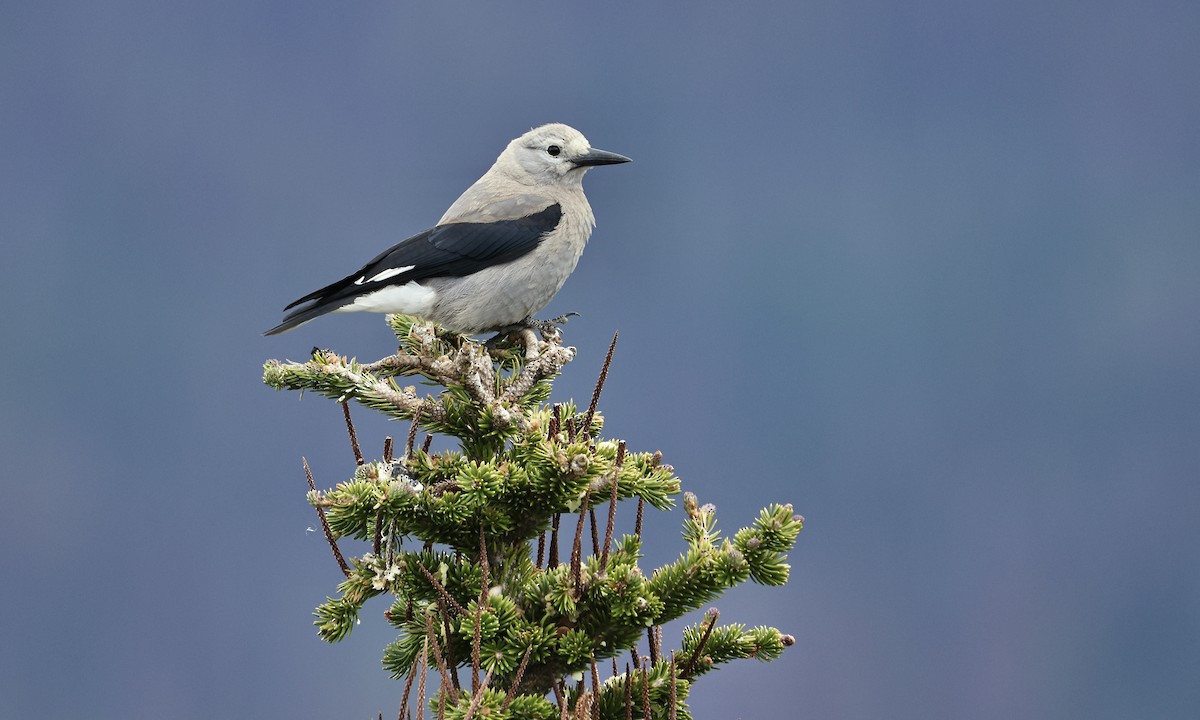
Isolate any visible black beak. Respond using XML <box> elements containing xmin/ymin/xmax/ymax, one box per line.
<box><xmin>573</xmin><ymin>148</ymin><xmax>632</xmax><ymax>167</ymax></box>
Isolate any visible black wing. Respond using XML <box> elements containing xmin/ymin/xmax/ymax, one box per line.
<box><xmin>264</xmin><ymin>203</ymin><xmax>562</xmax><ymax>335</ymax></box>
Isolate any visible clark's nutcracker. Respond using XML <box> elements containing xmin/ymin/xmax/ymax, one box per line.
<box><xmin>264</xmin><ymin>123</ymin><xmax>630</xmax><ymax>338</ymax></box>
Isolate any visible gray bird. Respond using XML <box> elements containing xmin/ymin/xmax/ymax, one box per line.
<box><xmin>264</xmin><ymin>123</ymin><xmax>630</xmax><ymax>338</ymax></box>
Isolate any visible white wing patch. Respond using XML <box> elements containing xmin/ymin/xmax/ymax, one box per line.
<box><xmin>353</xmin><ymin>266</ymin><xmax>415</xmax><ymax>285</ymax></box>
<box><xmin>335</xmin><ymin>281</ymin><xmax>437</xmax><ymax>316</ymax></box>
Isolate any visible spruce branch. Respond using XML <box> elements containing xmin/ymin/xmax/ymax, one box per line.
<box><xmin>406</xmin><ymin>407</ymin><xmax>423</xmax><ymax>457</ymax></box>
<box><xmin>264</xmin><ymin>316</ymin><xmax>803</xmax><ymax>718</ymax></box>
<box><xmin>414</xmin><ymin>635</ymin><xmax>429</xmax><ymax>720</ymax></box>
<box><xmin>582</xmin><ymin>331</ymin><xmax>619</xmax><ymax>440</ymax></box>
<box><xmin>264</xmin><ymin>316</ymin><xmax>574</xmax><ymax>447</ymax></box>
<box><xmin>304</xmin><ymin>456</ymin><xmax>350</xmax><ymax>578</ymax></box>
<box><xmin>415</xmin><ymin>558</ymin><xmax>469</xmax><ymax>617</ymax></box>
<box><xmin>342</xmin><ymin>401</ymin><xmax>365</xmax><ymax>465</ymax></box>
<box><xmin>502</xmin><ymin>646</ymin><xmax>534</xmax><ymax>710</ymax></box>
<box><xmin>398</xmin><ymin>634</ymin><xmax>423</xmax><ymax>720</ymax></box>
<box><xmin>599</xmin><ymin>441</ymin><xmax>625</xmax><ymax>574</ymax></box>
<box><xmin>679</xmin><ymin>608</ymin><xmax>719</xmax><ymax>678</ymax></box>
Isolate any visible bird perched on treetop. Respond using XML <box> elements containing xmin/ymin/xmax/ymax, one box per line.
<box><xmin>264</xmin><ymin>123</ymin><xmax>630</xmax><ymax>340</ymax></box>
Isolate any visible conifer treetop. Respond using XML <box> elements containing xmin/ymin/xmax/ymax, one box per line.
<box><xmin>264</xmin><ymin>315</ymin><xmax>804</xmax><ymax>719</ymax></box>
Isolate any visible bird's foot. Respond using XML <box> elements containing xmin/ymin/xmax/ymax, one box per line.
<box><xmin>485</xmin><ymin>313</ymin><xmax>578</xmax><ymax>359</ymax></box>
<box><xmin>525</xmin><ymin>312</ymin><xmax>579</xmax><ymax>342</ymax></box>
<box><xmin>484</xmin><ymin>324</ymin><xmax>537</xmax><ymax>359</ymax></box>
<box><xmin>433</xmin><ymin>325</ymin><xmax>467</xmax><ymax>349</ymax></box>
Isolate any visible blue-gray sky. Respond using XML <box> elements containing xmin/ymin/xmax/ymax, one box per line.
<box><xmin>3</xmin><ymin>2</ymin><xmax>1199</xmax><ymax>718</ymax></box>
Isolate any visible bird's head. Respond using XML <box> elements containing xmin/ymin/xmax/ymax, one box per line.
<box><xmin>501</xmin><ymin>123</ymin><xmax>630</xmax><ymax>186</ymax></box>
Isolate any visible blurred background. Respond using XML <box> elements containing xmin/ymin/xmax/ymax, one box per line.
<box><xmin>3</xmin><ymin>2</ymin><xmax>1198</xmax><ymax>718</ymax></box>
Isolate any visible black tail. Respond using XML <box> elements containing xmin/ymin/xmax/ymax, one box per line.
<box><xmin>264</xmin><ymin>270</ymin><xmax>366</xmax><ymax>336</ymax></box>
<box><xmin>263</xmin><ymin>293</ymin><xmax>353</xmax><ymax>335</ymax></box>
<box><xmin>263</xmin><ymin>304</ymin><xmax>325</xmax><ymax>335</ymax></box>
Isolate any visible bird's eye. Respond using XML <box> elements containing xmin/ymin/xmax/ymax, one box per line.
<box><xmin>547</xmin><ymin>145</ymin><xmax>561</xmax><ymax>157</ymax></box>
